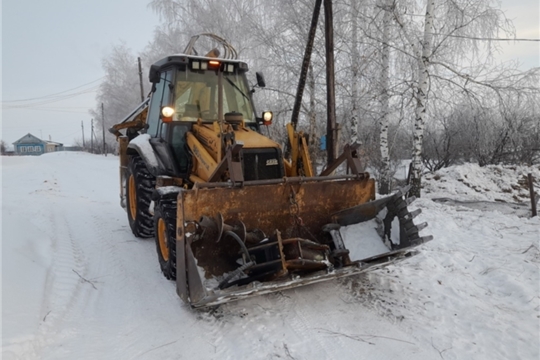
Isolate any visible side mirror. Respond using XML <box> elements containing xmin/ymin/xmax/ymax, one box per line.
<box><xmin>256</xmin><ymin>72</ymin><xmax>266</xmax><ymax>88</ymax></box>
<box><xmin>149</xmin><ymin>65</ymin><xmax>161</xmax><ymax>83</ymax></box>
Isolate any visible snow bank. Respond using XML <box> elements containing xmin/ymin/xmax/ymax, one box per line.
<box><xmin>423</xmin><ymin>163</ymin><xmax>539</xmax><ymax>203</ymax></box>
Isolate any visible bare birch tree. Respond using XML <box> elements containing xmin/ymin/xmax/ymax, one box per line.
<box><xmin>90</xmin><ymin>43</ymin><xmax>142</xmax><ymax>143</ymax></box>
<box><xmin>409</xmin><ymin>0</ymin><xmax>435</xmax><ymax>197</ymax></box>
<box><xmin>349</xmin><ymin>0</ymin><xmax>361</xmax><ymax>145</ymax></box>
<box><xmin>378</xmin><ymin>0</ymin><xmax>393</xmax><ymax>194</ymax></box>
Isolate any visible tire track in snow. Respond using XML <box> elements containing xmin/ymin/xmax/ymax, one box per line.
<box><xmin>196</xmin><ymin>282</ymin><xmax>370</xmax><ymax>359</ymax></box>
<box><xmin>20</xmin><ymin>206</ymin><xmax>87</xmax><ymax>359</ymax></box>
<box><xmin>77</xmin><ymin>212</ymin><xmax>149</xmax><ymax>359</ymax></box>
<box><xmin>72</xmin><ymin>211</ymin><xmax>187</xmax><ymax>360</ymax></box>
<box><xmin>263</xmin><ymin>287</ymin><xmax>336</xmax><ymax>360</ymax></box>
<box><xmin>275</xmin><ymin>277</ymin><xmax>428</xmax><ymax>360</ymax></box>
<box><xmin>195</xmin><ymin>309</ymin><xmax>237</xmax><ymax>360</ymax></box>
<box><xmin>289</xmin><ymin>282</ymin><xmax>361</xmax><ymax>360</ymax></box>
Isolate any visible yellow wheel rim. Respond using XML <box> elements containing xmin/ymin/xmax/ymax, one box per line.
<box><xmin>128</xmin><ymin>175</ymin><xmax>137</xmax><ymax>220</ymax></box>
<box><xmin>157</xmin><ymin>218</ymin><xmax>169</xmax><ymax>261</ymax></box>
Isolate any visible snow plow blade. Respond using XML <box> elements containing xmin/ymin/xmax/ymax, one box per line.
<box><xmin>175</xmin><ymin>177</ymin><xmax>432</xmax><ymax>308</ymax></box>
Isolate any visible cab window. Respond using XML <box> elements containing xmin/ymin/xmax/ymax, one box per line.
<box><xmin>147</xmin><ymin>69</ymin><xmax>173</xmax><ymax>136</ymax></box>
<box><xmin>172</xmin><ymin>67</ymin><xmax>254</xmax><ymax>122</ymax></box>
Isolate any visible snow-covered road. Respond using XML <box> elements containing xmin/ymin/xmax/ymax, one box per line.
<box><xmin>2</xmin><ymin>152</ymin><xmax>539</xmax><ymax>359</ymax></box>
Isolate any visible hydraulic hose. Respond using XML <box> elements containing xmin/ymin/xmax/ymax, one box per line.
<box><xmin>224</xmin><ymin>230</ymin><xmax>251</xmax><ymax>262</ymax></box>
<box><xmin>217</xmin><ymin>261</ymin><xmax>255</xmax><ymax>290</ymax></box>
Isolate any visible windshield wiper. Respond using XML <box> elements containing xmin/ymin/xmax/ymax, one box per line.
<box><xmin>225</xmin><ymin>78</ymin><xmax>250</xmax><ymax>101</ymax></box>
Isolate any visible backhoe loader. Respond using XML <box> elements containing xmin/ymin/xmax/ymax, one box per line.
<box><xmin>110</xmin><ymin>34</ymin><xmax>432</xmax><ymax>308</ymax></box>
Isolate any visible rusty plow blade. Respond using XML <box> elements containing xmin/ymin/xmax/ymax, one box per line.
<box><xmin>175</xmin><ymin>179</ymin><xmax>432</xmax><ymax>308</ymax></box>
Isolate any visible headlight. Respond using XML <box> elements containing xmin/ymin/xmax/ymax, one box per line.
<box><xmin>262</xmin><ymin>111</ymin><xmax>273</xmax><ymax>125</ymax></box>
<box><xmin>161</xmin><ymin>106</ymin><xmax>175</xmax><ymax>117</ymax></box>
<box><xmin>161</xmin><ymin>106</ymin><xmax>175</xmax><ymax>122</ymax></box>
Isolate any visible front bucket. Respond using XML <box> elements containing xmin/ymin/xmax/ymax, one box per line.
<box><xmin>175</xmin><ymin>177</ymin><xmax>431</xmax><ymax>308</ymax></box>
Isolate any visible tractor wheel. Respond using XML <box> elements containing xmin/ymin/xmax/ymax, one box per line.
<box><xmin>126</xmin><ymin>155</ymin><xmax>156</xmax><ymax>238</ymax></box>
<box><xmin>154</xmin><ymin>198</ymin><xmax>177</xmax><ymax>280</ymax></box>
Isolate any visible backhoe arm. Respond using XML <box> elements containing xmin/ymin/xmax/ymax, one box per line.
<box><xmin>284</xmin><ymin>123</ymin><xmax>314</xmax><ymax>177</ymax></box>
<box><xmin>108</xmin><ymin>99</ymin><xmax>150</xmax><ymax>139</ymax></box>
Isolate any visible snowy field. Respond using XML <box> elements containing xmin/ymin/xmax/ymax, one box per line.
<box><xmin>2</xmin><ymin>152</ymin><xmax>539</xmax><ymax>359</ymax></box>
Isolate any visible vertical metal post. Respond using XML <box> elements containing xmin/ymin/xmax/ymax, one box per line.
<box><xmin>217</xmin><ymin>67</ymin><xmax>224</xmax><ymax>124</ymax></box>
<box><xmin>324</xmin><ymin>0</ymin><xmax>337</xmax><ymax>165</ymax></box>
<box><xmin>102</xmin><ymin>103</ymin><xmax>106</xmax><ymax>155</ymax></box>
<box><xmin>91</xmin><ymin>118</ymin><xmax>94</xmax><ymax>154</ymax></box>
<box><xmin>529</xmin><ymin>173</ymin><xmax>537</xmax><ymax>217</ymax></box>
<box><xmin>138</xmin><ymin>57</ymin><xmax>145</xmax><ymax>102</ymax></box>
<box><xmin>81</xmin><ymin>120</ymin><xmax>85</xmax><ymax>148</ymax></box>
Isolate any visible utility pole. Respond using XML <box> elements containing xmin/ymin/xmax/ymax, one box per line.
<box><xmin>101</xmin><ymin>103</ymin><xmax>106</xmax><ymax>156</ymax></box>
<box><xmin>324</xmin><ymin>0</ymin><xmax>337</xmax><ymax>165</ymax></box>
<box><xmin>286</xmin><ymin>0</ymin><xmax>322</xmax><ymax>159</ymax></box>
<box><xmin>91</xmin><ymin>118</ymin><xmax>94</xmax><ymax>154</ymax></box>
<box><xmin>138</xmin><ymin>57</ymin><xmax>145</xmax><ymax>102</ymax></box>
<box><xmin>291</xmin><ymin>0</ymin><xmax>322</xmax><ymax>131</ymax></box>
<box><xmin>81</xmin><ymin>120</ymin><xmax>85</xmax><ymax>148</ymax></box>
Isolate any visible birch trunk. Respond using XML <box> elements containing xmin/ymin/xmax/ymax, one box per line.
<box><xmin>378</xmin><ymin>0</ymin><xmax>392</xmax><ymax>194</ymax></box>
<box><xmin>410</xmin><ymin>0</ymin><xmax>435</xmax><ymax>198</ymax></box>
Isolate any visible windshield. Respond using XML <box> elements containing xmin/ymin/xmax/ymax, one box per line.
<box><xmin>173</xmin><ymin>68</ymin><xmax>255</xmax><ymax>122</ymax></box>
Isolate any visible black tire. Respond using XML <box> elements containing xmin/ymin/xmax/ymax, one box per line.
<box><xmin>154</xmin><ymin>198</ymin><xmax>177</xmax><ymax>280</ymax></box>
<box><xmin>126</xmin><ymin>155</ymin><xmax>156</xmax><ymax>238</ymax></box>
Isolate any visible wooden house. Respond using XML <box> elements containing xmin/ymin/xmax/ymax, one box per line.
<box><xmin>12</xmin><ymin>133</ymin><xmax>64</xmax><ymax>155</ymax></box>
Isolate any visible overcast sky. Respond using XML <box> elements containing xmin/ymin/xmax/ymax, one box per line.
<box><xmin>2</xmin><ymin>0</ymin><xmax>160</xmax><ymax>147</ymax></box>
<box><xmin>1</xmin><ymin>0</ymin><xmax>539</xmax><ymax>147</ymax></box>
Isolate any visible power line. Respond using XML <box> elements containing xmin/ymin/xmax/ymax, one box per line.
<box><xmin>431</xmin><ymin>33</ymin><xmax>540</xmax><ymax>42</ymax></box>
<box><xmin>3</xmin><ymin>86</ymin><xmax>98</xmax><ymax>109</ymax></box>
<box><xmin>8</xmin><ymin>107</ymin><xmax>91</xmax><ymax>114</ymax></box>
<box><xmin>2</xmin><ymin>77</ymin><xmax>104</xmax><ymax>103</ymax></box>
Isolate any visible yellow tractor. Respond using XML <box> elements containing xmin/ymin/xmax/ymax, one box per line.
<box><xmin>110</xmin><ymin>34</ymin><xmax>431</xmax><ymax>308</ymax></box>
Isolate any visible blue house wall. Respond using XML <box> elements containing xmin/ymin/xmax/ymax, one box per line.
<box><xmin>15</xmin><ymin>143</ymin><xmax>45</xmax><ymax>155</ymax></box>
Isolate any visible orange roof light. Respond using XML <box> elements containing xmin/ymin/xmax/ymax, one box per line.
<box><xmin>209</xmin><ymin>60</ymin><xmax>220</xmax><ymax>67</ymax></box>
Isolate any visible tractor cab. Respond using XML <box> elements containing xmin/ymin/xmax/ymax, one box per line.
<box><xmin>147</xmin><ymin>55</ymin><xmax>258</xmax><ymax>127</ymax></box>
<box><xmin>143</xmin><ymin>54</ymin><xmax>271</xmax><ymax>178</ymax></box>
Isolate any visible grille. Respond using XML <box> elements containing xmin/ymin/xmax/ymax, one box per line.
<box><xmin>241</xmin><ymin>148</ymin><xmax>284</xmax><ymax>181</ymax></box>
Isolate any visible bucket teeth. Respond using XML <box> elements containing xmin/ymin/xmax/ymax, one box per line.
<box><xmin>416</xmin><ymin>222</ymin><xmax>428</xmax><ymax>232</ymax></box>
<box><xmin>405</xmin><ymin>222</ymin><xmax>428</xmax><ymax>237</ymax></box>
<box><xmin>393</xmin><ymin>185</ymin><xmax>411</xmax><ymax>198</ymax></box>
<box><xmin>410</xmin><ymin>235</ymin><xmax>434</xmax><ymax>246</ymax></box>
<box><xmin>405</xmin><ymin>208</ymin><xmax>422</xmax><ymax>220</ymax></box>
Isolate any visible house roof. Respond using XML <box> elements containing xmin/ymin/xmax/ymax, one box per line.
<box><xmin>12</xmin><ymin>133</ymin><xmax>63</xmax><ymax>146</ymax></box>
<box><xmin>12</xmin><ymin>133</ymin><xmax>45</xmax><ymax>145</ymax></box>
